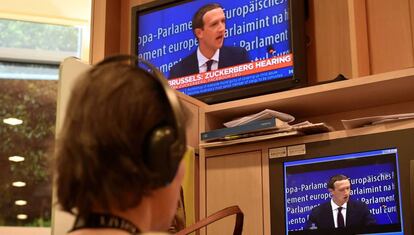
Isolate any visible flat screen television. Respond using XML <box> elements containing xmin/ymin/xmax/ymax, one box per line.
<box><xmin>269</xmin><ymin>128</ymin><xmax>414</xmax><ymax>235</ymax></box>
<box><xmin>132</xmin><ymin>0</ymin><xmax>307</xmax><ymax>104</ymax></box>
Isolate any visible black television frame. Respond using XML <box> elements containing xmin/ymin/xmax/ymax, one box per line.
<box><xmin>131</xmin><ymin>0</ymin><xmax>308</xmax><ymax>104</ymax></box>
<box><xmin>269</xmin><ymin>128</ymin><xmax>414</xmax><ymax>235</ymax></box>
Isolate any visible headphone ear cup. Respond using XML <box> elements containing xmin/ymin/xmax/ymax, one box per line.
<box><xmin>145</xmin><ymin>125</ymin><xmax>177</xmax><ymax>185</ymax></box>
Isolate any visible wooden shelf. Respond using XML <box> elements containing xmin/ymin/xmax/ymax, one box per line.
<box><xmin>203</xmin><ymin>68</ymin><xmax>414</xmax><ymax>124</ymax></box>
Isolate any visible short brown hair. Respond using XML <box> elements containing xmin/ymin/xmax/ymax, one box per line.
<box><xmin>327</xmin><ymin>174</ymin><xmax>350</xmax><ymax>190</ymax></box>
<box><xmin>54</xmin><ymin>61</ymin><xmax>174</xmax><ymax>216</ymax></box>
<box><xmin>192</xmin><ymin>3</ymin><xmax>222</xmax><ymax>37</ymax></box>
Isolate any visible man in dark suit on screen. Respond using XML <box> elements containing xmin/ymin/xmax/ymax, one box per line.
<box><xmin>169</xmin><ymin>3</ymin><xmax>250</xmax><ymax>79</ymax></box>
<box><xmin>305</xmin><ymin>174</ymin><xmax>376</xmax><ymax>231</ymax></box>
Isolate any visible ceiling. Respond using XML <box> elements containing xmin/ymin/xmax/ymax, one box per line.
<box><xmin>0</xmin><ymin>0</ymin><xmax>91</xmax><ymax>24</ymax></box>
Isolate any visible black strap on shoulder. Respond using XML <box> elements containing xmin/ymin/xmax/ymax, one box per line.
<box><xmin>71</xmin><ymin>213</ymin><xmax>141</xmax><ymax>235</ymax></box>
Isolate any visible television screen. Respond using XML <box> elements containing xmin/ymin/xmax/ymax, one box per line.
<box><xmin>132</xmin><ymin>0</ymin><xmax>307</xmax><ymax>104</ymax></box>
<box><xmin>284</xmin><ymin>149</ymin><xmax>403</xmax><ymax>235</ymax></box>
<box><xmin>269</xmin><ymin>129</ymin><xmax>414</xmax><ymax>235</ymax></box>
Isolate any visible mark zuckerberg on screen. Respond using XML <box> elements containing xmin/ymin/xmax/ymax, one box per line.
<box><xmin>305</xmin><ymin>174</ymin><xmax>376</xmax><ymax>230</ymax></box>
<box><xmin>169</xmin><ymin>3</ymin><xmax>250</xmax><ymax>79</ymax></box>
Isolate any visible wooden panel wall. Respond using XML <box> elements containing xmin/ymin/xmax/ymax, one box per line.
<box><xmin>366</xmin><ymin>0</ymin><xmax>414</xmax><ymax>74</ymax></box>
<box><xmin>347</xmin><ymin>0</ymin><xmax>370</xmax><ymax>77</ymax></box>
<box><xmin>90</xmin><ymin>0</ymin><xmax>106</xmax><ymax>63</ymax></box>
<box><xmin>90</xmin><ymin>0</ymin><xmax>121</xmax><ymax>64</ymax></box>
<box><xmin>305</xmin><ymin>0</ymin><xmax>414</xmax><ymax>81</ymax></box>
<box><xmin>307</xmin><ymin>0</ymin><xmax>353</xmax><ymax>82</ymax></box>
<box><xmin>120</xmin><ymin>0</ymin><xmax>154</xmax><ymax>55</ymax></box>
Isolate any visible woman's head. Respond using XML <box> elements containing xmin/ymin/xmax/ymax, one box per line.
<box><xmin>55</xmin><ymin>59</ymin><xmax>185</xmax><ymax>218</ymax></box>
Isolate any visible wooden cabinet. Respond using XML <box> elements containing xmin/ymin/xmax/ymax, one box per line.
<box><xmin>89</xmin><ymin>1</ymin><xmax>414</xmax><ymax>234</ymax></box>
<box><xmin>198</xmin><ymin>68</ymin><xmax>414</xmax><ymax>235</ymax></box>
<box><xmin>177</xmin><ymin>92</ymin><xmax>207</xmax><ymax>148</ymax></box>
<box><xmin>205</xmin><ymin>151</ymin><xmax>264</xmax><ymax>235</ymax></box>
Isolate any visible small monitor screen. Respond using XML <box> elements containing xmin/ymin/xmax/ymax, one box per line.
<box><xmin>133</xmin><ymin>0</ymin><xmax>307</xmax><ymax>103</ymax></box>
<box><xmin>283</xmin><ymin>148</ymin><xmax>404</xmax><ymax>235</ymax></box>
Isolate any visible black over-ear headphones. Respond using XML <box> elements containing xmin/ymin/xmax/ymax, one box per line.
<box><xmin>95</xmin><ymin>55</ymin><xmax>186</xmax><ymax>186</ymax></box>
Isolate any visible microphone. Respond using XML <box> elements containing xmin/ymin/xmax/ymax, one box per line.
<box><xmin>309</xmin><ymin>223</ymin><xmax>318</xmax><ymax>230</ymax></box>
<box><xmin>267</xmin><ymin>45</ymin><xmax>276</xmax><ymax>56</ymax></box>
<box><xmin>381</xmin><ymin>204</ymin><xmax>393</xmax><ymax>224</ymax></box>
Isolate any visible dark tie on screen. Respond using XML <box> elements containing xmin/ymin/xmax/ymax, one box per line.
<box><xmin>337</xmin><ymin>207</ymin><xmax>345</xmax><ymax>228</ymax></box>
<box><xmin>206</xmin><ymin>60</ymin><xmax>214</xmax><ymax>72</ymax></box>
